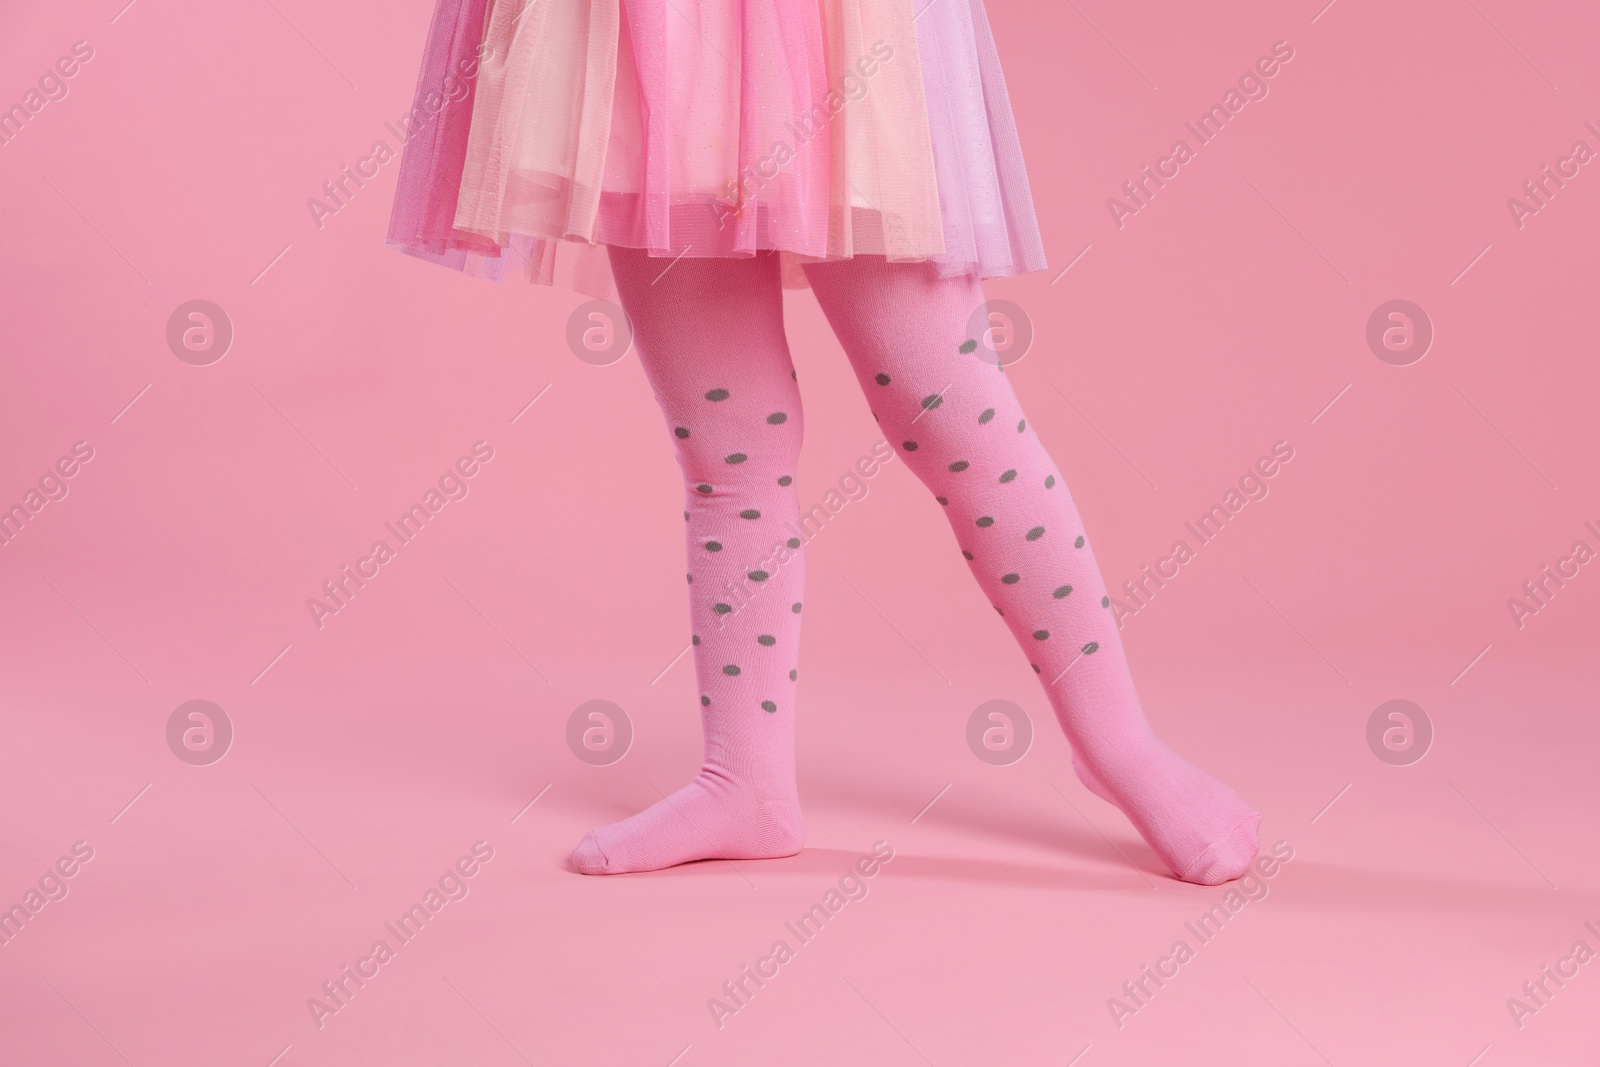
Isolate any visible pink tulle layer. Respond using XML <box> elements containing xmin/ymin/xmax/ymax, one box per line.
<box><xmin>385</xmin><ymin>0</ymin><xmax>1046</xmax><ymax>297</ymax></box>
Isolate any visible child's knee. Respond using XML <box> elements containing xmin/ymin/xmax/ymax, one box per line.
<box><xmin>671</xmin><ymin>397</ymin><xmax>802</xmax><ymax>488</ymax></box>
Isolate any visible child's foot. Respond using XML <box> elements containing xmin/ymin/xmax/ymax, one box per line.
<box><xmin>1071</xmin><ymin>743</ymin><xmax>1260</xmax><ymax>886</ymax></box>
<box><xmin>571</xmin><ymin>773</ymin><xmax>804</xmax><ymax>875</ymax></box>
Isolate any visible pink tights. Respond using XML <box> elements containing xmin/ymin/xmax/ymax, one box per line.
<box><xmin>570</xmin><ymin>247</ymin><xmax>1260</xmax><ymax>885</ymax></box>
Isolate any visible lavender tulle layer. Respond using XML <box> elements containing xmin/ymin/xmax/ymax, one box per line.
<box><xmin>385</xmin><ymin>0</ymin><xmax>1047</xmax><ymax>297</ymax></box>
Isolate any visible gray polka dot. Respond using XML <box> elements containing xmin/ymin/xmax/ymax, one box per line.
<box><xmin>999</xmin><ymin>469</ymin><xmax>1017</xmax><ymax>483</ymax></box>
<box><xmin>713</xmin><ymin>603</ymin><xmax>732</xmax><ymax>615</ymax></box>
<box><xmin>976</xmin><ymin>516</ymin><xmax>994</xmax><ymax>528</ymax></box>
<box><xmin>740</xmin><ymin>509</ymin><xmax>761</xmax><ymax>519</ymax></box>
<box><xmin>959</xmin><ymin>339</ymin><xmax>977</xmax><ymax>354</ymax></box>
<box><xmin>692</xmin><ymin>635</ymin><xmax>700</xmax><ymax>645</ymax></box>
<box><xmin>936</xmin><ymin>496</ymin><xmax>949</xmax><ymax>506</ymax></box>
<box><xmin>1045</xmin><ymin>475</ymin><xmax>1056</xmax><ymax>489</ymax></box>
<box><xmin>787</xmin><ymin>537</ymin><xmax>801</xmax><ymax>549</ymax></box>
<box><xmin>761</xmin><ymin>700</ymin><xmax>777</xmax><ymax>712</ymax></box>
<box><xmin>697</xmin><ymin>483</ymin><xmax>713</xmax><ymax>494</ymax></box>
<box><xmin>789</xmin><ymin>668</ymin><xmax>797</xmax><ymax>680</ymax></box>
<box><xmin>978</xmin><ymin>408</ymin><xmax>995</xmax><ymax>424</ymax></box>
<box><xmin>767</xmin><ymin>412</ymin><xmax>788</xmax><ymax>424</ymax></box>
<box><xmin>791</xmin><ymin>602</ymin><xmax>802</xmax><ymax>613</ymax></box>
<box><xmin>726</xmin><ymin>453</ymin><xmax>748</xmax><ymax>464</ymax></box>
<box><xmin>1082</xmin><ymin>642</ymin><xmax>1100</xmax><ymax>654</ymax></box>
<box><xmin>921</xmin><ymin>394</ymin><xmax>943</xmax><ymax>411</ymax></box>
<box><xmin>962</xmin><ymin>550</ymin><xmax>974</xmax><ymax>560</ymax></box>
<box><xmin>675</xmin><ymin>427</ymin><xmax>690</xmax><ymax>439</ymax></box>
<box><xmin>758</xmin><ymin>634</ymin><xmax>776</xmax><ymax>646</ymax></box>
<box><xmin>949</xmin><ymin>460</ymin><xmax>970</xmax><ymax>472</ymax></box>
<box><xmin>1026</xmin><ymin>526</ymin><xmax>1045</xmax><ymax>541</ymax></box>
<box><xmin>1018</xmin><ymin>419</ymin><xmax>1026</xmax><ymax>432</ymax></box>
<box><xmin>874</xmin><ymin>372</ymin><xmax>891</xmax><ymax>385</ymax></box>
<box><xmin>702</xmin><ymin>695</ymin><xmax>711</xmax><ymax>706</ymax></box>
<box><xmin>778</xmin><ymin>475</ymin><xmax>792</xmax><ymax>486</ymax></box>
<box><xmin>1001</xmin><ymin>573</ymin><xmax>1020</xmax><ymax>584</ymax></box>
<box><xmin>1033</xmin><ymin>629</ymin><xmax>1050</xmax><ymax>640</ymax></box>
<box><xmin>706</xmin><ymin>541</ymin><xmax>723</xmax><ymax>551</ymax></box>
<box><xmin>903</xmin><ymin>440</ymin><xmax>918</xmax><ymax>451</ymax></box>
<box><xmin>1075</xmin><ymin>535</ymin><xmax>1086</xmax><ymax>548</ymax></box>
<box><xmin>749</xmin><ymin>570</ymin><xmax>769</xmax><ymax>582</ymax></box>
<box><xmin>1054</xmin><ymin>585</ymin><xmax>1073</xmax><ymax>598</ymax></box>
<box><xmin>723</xmin><ymin>664</ymin><xmax>741</xmax><ymax>676</ymax></box>
<box><xmin>706</xmin><ymin>388</ymin><xmax>730</xmax><ymax>401</ymax></box>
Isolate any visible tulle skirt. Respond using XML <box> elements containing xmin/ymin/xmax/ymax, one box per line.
<box><xmin>385</xmin><ymin>0</ymin><xmax>1047</xmax><ymax>297</ymax></box>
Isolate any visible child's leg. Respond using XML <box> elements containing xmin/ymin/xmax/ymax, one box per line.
<box><xmin>802</xmin><ymin>255</ymin><xmax>1260</xmax><ymax>885</ymax></box>
<box><xmin>570</xmin><ymin>247</ymin><xmax>807</xmax><ymax>874</ymax></box>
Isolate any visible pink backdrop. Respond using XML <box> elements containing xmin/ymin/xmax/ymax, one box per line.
<box><xmin>2</xmin><ymin>1</ymin><xmax>1598</xmax><ymax>1064</ymax></box>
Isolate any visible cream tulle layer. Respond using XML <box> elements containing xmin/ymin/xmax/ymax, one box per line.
<box><xmin>386</xmin><ymin>0</ymin><xmax>1046</xmax><ymax>296</ymax></box>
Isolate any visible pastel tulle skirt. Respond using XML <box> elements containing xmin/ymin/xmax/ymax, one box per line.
<box><xmin>385</xmin><ymin>0</ymin><xmax>1047</xmax><ymax>297</ymax></box>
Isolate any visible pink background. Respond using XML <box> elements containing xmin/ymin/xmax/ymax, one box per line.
<box><xmin>3</xmin><ymin>0</ymin><xmax>1599</xmax><ymax>1064</ymax></box>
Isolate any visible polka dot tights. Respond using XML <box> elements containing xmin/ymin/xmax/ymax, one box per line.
<box><xmin>571</xmin><ymin>248</ymin><xmax>1260</xmax><ymax>885</ymax></box>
